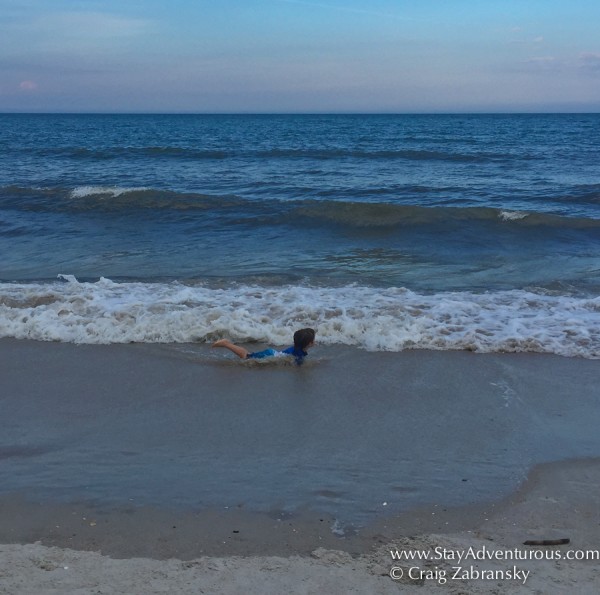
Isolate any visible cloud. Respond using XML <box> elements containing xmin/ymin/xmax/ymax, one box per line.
<box><xmin>273</xmin><ymin>0</ymin><xmax>416</xmax><ymax>21</ymax></box>
<box><xmin>579</xmin><ymin>52</ymin><xmax>600</xmax><ymax>72</ymax></box>
<box><xmin>1</xmin><ymin>10</ymin><xmax>151</xmax><ymax>53</ymax></box>
<box><xmin>40</xmin><ymin>11</ymin><xmax>150</xmax><ymax>40</ymax></box>
<box><xmin>526</xmin><ymin>56</ymin><xmax>556</xmax><ymax>65</ymax></box>
<box><xmin>508</xmin><ymin>34</ymin><xmax>545</xmax><ymax>46</ymax></box>
<box><xmin>513</xmin><ymin>56</ymin><xmax>564</xmax><ymax>75</ymax></box>
<box><xmin>521</xmin><ymin>52</ymin><xmax>600</xmax><ymax>76</ymax></box>
<box><xmin>75</xmin><ymin>12</ymin><xmax>145</xmax><ymax>35</ymax></box>
<box><xmin>19</xmin><ymin>80</ymin><xmax>38</xmax><ymax>91</ymax></box>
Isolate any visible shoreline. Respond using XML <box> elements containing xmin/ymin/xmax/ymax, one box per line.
<box><xmin>2</xmin><ymin>338</ymin><xmax>599</xmax><ymax>591</ymax></box>
<box><xmin>1</xmin><ymin>457</ymin><xmax>599</xmax><ymax>593</ymax></box>
<box><xmin>1</xmin><ymin>456</ymin><xmax>598</xmax><ymax>558</ymax></box>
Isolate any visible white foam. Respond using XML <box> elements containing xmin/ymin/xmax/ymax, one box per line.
<box><xmin>69</xmin><ymin>186</ymin><xmax>148</xmax><ymax>199</ymax></box>
<box><xmin>499</xmin><ymin>210</ymin><xmax>528</xmax><ymax>221</ymax></box>
<box><xmin>0</xmin><ymin>276</ymin><xmax>598</xmax><ymax>358</ymax></box>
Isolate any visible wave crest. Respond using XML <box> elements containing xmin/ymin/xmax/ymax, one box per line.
<box><xmin>2</xmin><ymin>186</ymin><xmax>598</xmax><ymax>228</ymax></box>
<box><xmin>0</xmin><ymin>277</ymin><xmax>598</xmax><ymax>358</ymax></box>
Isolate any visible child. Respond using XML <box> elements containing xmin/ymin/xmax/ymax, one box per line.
<box><xmin>213</xmin><ymin>328</ymin><xmax>316</xmax><ymax>365</ymax></box>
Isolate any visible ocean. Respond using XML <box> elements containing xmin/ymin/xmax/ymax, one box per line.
<box><xmin>2</xmin><ymin>113</ymin><xmax>600</xmax><ymax>528</ymax></box>
<box><xmin>1</xmin><ymin>113</ymin><xmax>599</xmax><ymax>357</ymax></box>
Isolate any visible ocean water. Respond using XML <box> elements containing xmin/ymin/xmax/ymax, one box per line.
<box><xmin>1</xmin><ymin>113</ymin><xmax>599</xmax><ymax>357</ymax></box>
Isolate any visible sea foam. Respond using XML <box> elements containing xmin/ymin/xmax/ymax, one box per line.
<box><xmin>70</xmin><ymin>186</ymin><xmax>149</xmax><ymax>199</ymax></box>
<box><xmin>499</xmin><ymin>210</ymin><xmax>528</xmax><ymax>221</ymax></box>
<box><xmin>0</xmin><ymin>276</ymin><xmax>598</xmax><ymax>358</ymax></box>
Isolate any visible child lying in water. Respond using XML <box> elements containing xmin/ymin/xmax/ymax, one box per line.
<box><xmin>212</xmin><ymin>328</ymin><xmax>316</xmax><ymax>365</ymax></box>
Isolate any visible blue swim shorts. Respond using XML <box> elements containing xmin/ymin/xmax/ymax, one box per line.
<box><xmin>247</xmin><ymin>348</ymin><xmax>278</xmax><ymax>359</ymax></box>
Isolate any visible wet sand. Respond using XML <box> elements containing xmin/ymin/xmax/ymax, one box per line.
<box><xmin>1</xmin><ymin>338</ymin><xmax>599</xmax><ymax>592</ymax></box>
<box><xmin>1</xmin><ymin>459</ymin><xmax>599</xmax><ymax>593</ymax></box>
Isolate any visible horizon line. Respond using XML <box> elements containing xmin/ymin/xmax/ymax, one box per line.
<box><xmin>1</xmin><ymin>110</ymin><xmax>599</xmax><ymax>116</ymax></box>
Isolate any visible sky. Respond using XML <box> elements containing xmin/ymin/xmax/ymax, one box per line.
<box><xmin>1</xmin><ymin>0</ymin><xmax>600</xmax><ymax>113</ymax></box>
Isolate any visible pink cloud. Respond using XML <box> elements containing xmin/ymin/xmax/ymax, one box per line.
<box><xmin>19</xmin><ymin>81</ymin><xmax>38</xmax><ymax>91</ymax></box>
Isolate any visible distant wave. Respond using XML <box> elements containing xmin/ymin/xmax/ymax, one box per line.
<box><xmin>0</xmin><ymin>277</ymin><xmax>598</xmax><ymax>358</ymax></box>
<box><xmin>499</xmin><ymin>210</ymin><xmax>529</xmax><ymax>221</ymax></box>
<box><xmin>31</xmin><ymin>147</ymin><xmax>232</xmax><ymax>160</ymax></box>
<box><xmin>571</xmin><ymin>183</ymin><xmax>600</xmax><ymax>204</ymax></box>
<box><xmin>24</xmin><ymin>145</ymin><xmax>529</xmax><ymax>163</ymax></box>
<box><xmin>1</xmin><ymin>186</ymin><xmax>599</xmax><ymax>230</ymax></box>
<box><xmin>289</xmin><ymin>201</ymin><xmax>600</xmax><ymax>229</ymax></box>
<box><xmin>253</xmin><ymin>148</ymin><xmax>518</xmax><ymax>163</ymax></box>
<box><xmin>0</xmin><ymin>185</ymin><xmax>244</xmax><ymax>212</ymax></box>
<box><xmin>69</xmin><ymin>186</ymin><xmax>151</xmax><ymax>199</ymax></box>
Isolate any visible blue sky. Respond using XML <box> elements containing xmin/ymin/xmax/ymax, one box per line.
<box><xmin>1</xmin><ymin>0</ymin><xmax>600</xmax><ymax>112</ymax></box>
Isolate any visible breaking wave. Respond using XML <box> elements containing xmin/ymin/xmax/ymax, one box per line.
<box><xmin>1</xmin><ymin>276</ymin><xmax>598</xmax><ymax>358</ymax></box>
<box><xmin>1</xmin><ymin>186</ymin><xmax>598</xmax><ymax>229</ymax></box>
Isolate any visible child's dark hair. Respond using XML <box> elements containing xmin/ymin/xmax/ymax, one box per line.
<box><xmin>294</xmin><ymin>328</ymin><xmax>316</xmax><ymax>350</ymax></box>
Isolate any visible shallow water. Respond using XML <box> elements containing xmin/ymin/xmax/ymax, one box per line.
<box><xmin>2</xmin><ymin>341</ymin><xmax>599</xmax><ymax>527</ymax></box>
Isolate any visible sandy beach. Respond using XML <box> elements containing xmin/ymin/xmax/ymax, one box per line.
<box><xmin>1</xmin><ymin>459</ymin><xmax>599</xmax><ymax>593</ymax></box>
<box><xmin>1</xmin><ymin>338</ymin><xmax>599</xmax><ymax>593</ymax></box>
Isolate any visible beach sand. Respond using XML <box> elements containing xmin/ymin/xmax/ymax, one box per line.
<box><xmin>1</xmin><ymin>459</ymin><xmax>599</xmax><ymax>594</ymax></box>
<box><xmin>1</xmin><ymin>338</ymin><xmax>599</xmax><ymax>592</ymax></box>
